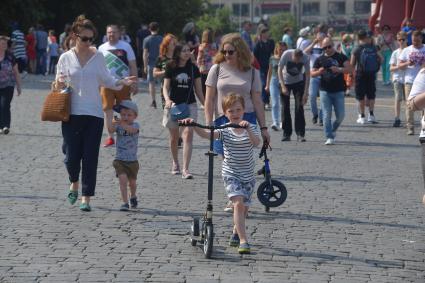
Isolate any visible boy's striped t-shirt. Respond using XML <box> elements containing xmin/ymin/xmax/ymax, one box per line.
<box><xmin>217</xmin><ymin>123</ymin><xmax>259</xmax><ymax>182</ymax></box>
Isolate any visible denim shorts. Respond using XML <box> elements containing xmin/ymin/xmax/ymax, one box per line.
<box><xmin>213</xmin><ymin>112</ymin><xmax>257</xmax><ymax>155</ymax></box>
<box><xmin>223</xmin><ymin>176</ymin><xmax>256</xmax><ymax>206</ymax></box>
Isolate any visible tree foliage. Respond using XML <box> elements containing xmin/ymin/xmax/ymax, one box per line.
<box><xmin>196</xmin><ymin>7</ymin><xmax>236</xmax><ymax>37</ymax></box>
<box><xmin>269</xmin><ymin>12</ymin><xmax>297</xmax><ymax>43</ymax></box>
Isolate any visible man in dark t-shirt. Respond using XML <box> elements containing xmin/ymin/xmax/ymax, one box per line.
<box><xmin>351</xmin><ymin>30</ymin><xmax>382</xmax><ymax>125</ymax></box>
<box><xmin>254</xmin><ymin>26</ymin><xmax>274</xmax><ymax>107</ymax></box>
<box><xmin>312</xmin><ymin>37</ymin><xmax>352</xmax><ymax>145</ymax></box>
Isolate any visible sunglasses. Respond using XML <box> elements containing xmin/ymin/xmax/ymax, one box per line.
<box><xmin>77</xmin><ymin>34</ymin><xmax>94</xmax><ymax>43</ymax></box>
<box><xmin>323</xmin><ymin>45</ymin><xmax>333</xmax><ymax>50</ymax></box>
<box><xmin>398</xmin><ymin>39</ymin><xmax>406</xmax><ymax>42</ymax></box>
<box><xmin>221</xmin><ymin>49</ymin><xmax>236</xmax><ymax>56</ymax></box>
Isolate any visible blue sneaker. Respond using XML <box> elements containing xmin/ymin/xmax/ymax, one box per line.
<box><xmin>229</xmin><ymin>233</ymin><xmax>240</xmax><ymax>247</ymax></box>
<box><xmin>120</xmin><ymin>203</ymin><xmax>129</xmax><ymax>211</ymax></box>
<box><xmin>238</xmin><ymin>242</ymin><xmax>251</xmax><ymax>254</ymax></box>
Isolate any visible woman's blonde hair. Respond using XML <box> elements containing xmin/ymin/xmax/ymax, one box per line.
<box><xmin>214</xmin><ymin>33</ymin><xmax>252</xmax><ymax>71</ymax></box>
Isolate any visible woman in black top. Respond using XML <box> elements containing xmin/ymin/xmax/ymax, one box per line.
<box><xmin>162</xmin><ymin>43</ymin><xmax>204</xmax><ymax>179</ymax></box>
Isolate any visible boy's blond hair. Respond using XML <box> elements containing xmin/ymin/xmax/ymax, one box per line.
<box><xmin>222</xmin><ymin>93</ymin><xmax>245</xmax><ymax>113</ymax></box>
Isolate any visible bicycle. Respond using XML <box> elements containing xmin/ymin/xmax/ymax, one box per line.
<box><xmin>256</xmin><ymin>143</ymin><xmax>287</xmax><ymax>212</ymax></box>
<box><xmin>179</xmin><ymin>121</ymin><xmax>244</xmax><ymax>258</ymax></box>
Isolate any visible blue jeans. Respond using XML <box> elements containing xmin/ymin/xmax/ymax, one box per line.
<box><xmin>309</xmin><ymin>76</ymin><xmax>322</xmax><ymax>120</ymax></box>
<box><xmin>320</xmin><ymin>91</ymin><xmax>345</xmax><ymax>139</ymax></box>
<box><xmin>214</xmin><ymin>112</ymin><xmax>257</xmax><ymax>155</ymax></box>
<box><xmin>269</xmin><ymin>76</ymin><xmax>281</xmax><ymax>126</ymax></box>
<box><xmin>260</xmin><ymin>69</ymin><xmax>269</xmax><ymax>104</ymax></box>
<box><xmin>36</xmin><ymin>48</ymin><xmax>47</xmax><ymax>75</ymax></box>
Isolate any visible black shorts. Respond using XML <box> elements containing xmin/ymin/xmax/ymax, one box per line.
<box><xmin>355</xmin><ymin>73</ymin><xmax>376</xmax><ymax>100</ymax></box>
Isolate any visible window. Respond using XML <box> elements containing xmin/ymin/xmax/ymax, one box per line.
<box><xmin>232</xmin><ymin>3</ymin><xmax>250</xmax><ymax>17</ymax></box>
<box><xmin>328</xmin><ymin>1</ymin><xmax>345</xmax><ymax>14</ymax></box>
<box><xmin>303</xmin><ymin>2</ymin><xmax>320</xmax><ymax>16</ymax></box>
<box><xmin>211</xmin><ymin>4</ymin><xmax>224</xmax><ymax>10</ymax></box>
<box><xmin>354</xmin><ymin>0</ymin><xmax>371</xmax><ymax>14</ymax></box>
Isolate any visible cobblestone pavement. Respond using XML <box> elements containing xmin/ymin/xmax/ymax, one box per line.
<box><xmin>0</xmin><ymin>74</ymin><xmax>424</xmax><ymax>283</ymax></box>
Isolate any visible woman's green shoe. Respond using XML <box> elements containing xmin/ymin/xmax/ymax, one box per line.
<box><xmin>79</xmin><ymin>203</ymin><xmax>91</xmax><ymax>212</ymax></box>
<box><xmin>67</xmin><ymin>190</ymin><xmax>78</xmax><ymax>205</ymax></box>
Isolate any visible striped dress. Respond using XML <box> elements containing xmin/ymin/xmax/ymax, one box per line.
<box><xmin>11</xmin><ymin>30</ymin><xmax>27</xmax><ymax>59</ymax></box>
<box><xmin>217</xmin><ymin>123</ymin><xmax>260</xmax><ymax>183</ymax></box>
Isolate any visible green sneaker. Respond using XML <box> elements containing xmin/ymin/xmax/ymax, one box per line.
<box><xmin>229</xmin><ymin>233</ymin><xmax>240</xmax><ymax>247</ymax></box>
<box><xmin>67</xmin><ymin>190</ymin><xmax>78</xmax><ymax>205</ymax></box>
<box><xmin>238</xmin><ymin>242</ymin><xmax>251</xmax><ymax>254</ymax></box>
<box><xmin>79</xmin><ymin>203</ymin><xmax>91</xmax><ymax>212</ymax></box>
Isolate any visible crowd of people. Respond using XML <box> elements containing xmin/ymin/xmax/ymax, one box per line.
<box><xmin>1</xmin><ymin>14</ymin><xmax>425</xmax><ymax>255</ymax></box>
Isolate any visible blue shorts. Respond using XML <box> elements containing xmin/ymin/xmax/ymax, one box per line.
<box><xmin>213</xmin><ymin>112</ymin><xmax>257</xmax><ymax>155</ymax></box>
<box><xmin>147</xmin><ymin>65</ymin><xmax>155</xmax><ymax>83</ymax></box>
<box><xmin>223</xmin><ymin>176</ymin><xmax>256</xmax><ymax>206</ymax></box>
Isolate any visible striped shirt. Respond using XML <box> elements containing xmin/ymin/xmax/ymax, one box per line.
<box><xmin>217</xmin><ymin>124</ymin><xmax>260</xmax><ymax>182</ymax></box>
<box><xmin>11</xmin><ymin>30</ymin><xmax>27</xmax><ymax>59</ymax></box>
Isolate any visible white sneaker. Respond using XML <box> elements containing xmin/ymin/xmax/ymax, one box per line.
<box><xmin>224</xmin><ymin>200</ymin><xmax>233</xmax><ymax>212</ymax></box>
<box><xmin>420</xmin><ymin>117</ymin><xmax>425</xmax><ymax>139</ymax></box>
<box><xmin>2</xmin><ymin>127</ymin><xmax>9</xmax><ymax>135</ymax></box>
<box><xmin>325</xmin><ymin>138</ymin><xmax>335</xmax><ymax>145</ymax></box>
<box><xmin>356</xmin><ymin>115</ymin><xmax>365</xmax><ymax>124</ymax></box>
<box><xmin>367</xmin><ymin>114</ymin><xmax>377</xmax><ymax>123</ymax></box>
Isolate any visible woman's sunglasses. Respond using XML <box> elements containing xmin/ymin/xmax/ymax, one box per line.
<box><xmin>398</xmin><ymin>39</ymin><xmax>406</xmax><ymax>42</ymax></box>
<box><xmin>221</xmin><ymin>49</ymin><xmax>235</xmax><ymax>56</ymax></box>
<box><xmin>77</xmin><ymin>34</ymin><xmax>94</xmax><ymax>43</ymax></box>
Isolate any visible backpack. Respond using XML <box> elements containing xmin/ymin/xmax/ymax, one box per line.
<box><xmin>359</xmin><ymin>46</ymin><xmax>379</xmax><ymax>73</ymax></box>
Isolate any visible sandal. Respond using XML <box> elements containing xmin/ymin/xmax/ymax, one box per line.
<box><xmin>171</xmin><ymin>163</ymin><xmax>180</xmax><ymax>175</ymax></box>
<box><xmin>182</xmin><ymin>170</ymin><xmax>193</xmax><ymax>179</ymax></box>
<box><xmin>67</xmin><ymin>190</ymin><xmax>78</xmax><ymax>205</ymax></box>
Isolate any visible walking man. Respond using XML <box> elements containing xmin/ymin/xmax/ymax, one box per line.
<box><xmin>99</xmin><ymin>24</ymin><xmax>138</xmax><ymax>147</ymax></box>
<box><xmin>143</xmin><ymin>22</ymin><xmax>163</xmax><ymax>108</ymax></box>
<box><xmin>311</xmin><ymin>37</ymin><xmax>352</xmax><ymax>145</ymax></box>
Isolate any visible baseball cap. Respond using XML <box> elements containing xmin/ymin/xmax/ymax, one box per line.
<box><xmin>258</xmin><ymin>25</ymin><xmax>269</xmax><ymax>34</ymax></box>
<box><xmin>358</xmin><ymin>29</ymin><xmax>373</xmax><ymax>38</ymax></box>
<box><xmin>113</xmin><ymin>100</ymin><xmax>138</xmax><ymax>115</ymax></box>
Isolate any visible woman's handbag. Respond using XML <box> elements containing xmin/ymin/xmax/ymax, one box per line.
<box><xmin>40</xmin><ymin>81</ymin><xmax>72</xmax><ymax>122</ymax></box>
<box><xmin>170</xmin><ymin>103</ymin><xmax>190</xmax><ymax>121</ymax></box>
<box><xmin>169</xmin><ymin>65</ymin><xmax>194</xmax><ymax>121</ymax></box>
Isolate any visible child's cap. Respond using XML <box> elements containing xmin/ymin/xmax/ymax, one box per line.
<box><xmin>113</xmin><ymin>100</ymin><xmax>138</xmax><ymax>115</ymax></box>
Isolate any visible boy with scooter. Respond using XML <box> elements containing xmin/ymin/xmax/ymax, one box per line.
<box><xmin>181</xmin><ymin>93</ymin><xmax>260</xmax><ymax>254</ymax></box>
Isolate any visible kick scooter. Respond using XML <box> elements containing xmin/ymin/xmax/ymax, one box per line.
<box><xmin>179</xmin><ymin>121</ymin><xmax>243</xmax><ymax>258</ymax></box>
<box><xmin>257</xmin><ymin>143</ymin><xmax>287</xmax><ymax>212</ymax></box>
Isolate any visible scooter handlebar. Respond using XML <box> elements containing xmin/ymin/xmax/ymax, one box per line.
<box><xmin>178</xmin><ymin>121</ymin><xmax>245</xmax><ymax>130</ymax></box>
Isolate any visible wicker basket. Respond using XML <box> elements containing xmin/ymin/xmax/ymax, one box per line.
<box><xmin>40</xmin><ymin>82</ymin><xmax>71</xmax><ymax>122</ymax></box>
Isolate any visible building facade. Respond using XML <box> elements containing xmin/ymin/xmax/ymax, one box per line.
<box><xmin>209</xmin><ymin>0</ymin><xmax>371</xmax><ymax>30</ymax></box>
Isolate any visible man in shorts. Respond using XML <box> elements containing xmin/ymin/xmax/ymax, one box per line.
<box><xmin>99</xmin><ymin>24</ymin><xmax>138</xmax><ymax>147</ymax></box>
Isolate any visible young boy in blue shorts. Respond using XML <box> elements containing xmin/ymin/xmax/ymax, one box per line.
<box><xmin>182</xmin><ymin>93</ymin><xmax>260</xmax><ymax>254</ymax></box>
<box><xmin>109</xmin><ymin>100</ymin><xmax>140</xmax><ymax>211</ymax></box>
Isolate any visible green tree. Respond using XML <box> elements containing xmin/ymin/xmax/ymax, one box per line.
<box><xmin>195</xmin><ymin>7</ymin><xmax>236</xmax><ymax>37</ymax></box>
<box><xmin>269</xmin><ymin>12</ymin><xmax>297</xmax><ymax>43</ymax></box>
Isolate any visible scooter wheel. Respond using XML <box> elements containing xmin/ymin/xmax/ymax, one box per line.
<box><xmin>190</xmin><ymin>217</ymin><xmax>200</xmax><ymax>246</ymax></box>
<box><xmin>257</xmin><ymin>179</ymin><xmax>287</xmax><ymax>208</ymax></box>
<box><xmin>203</xmin><ymin>224</ymin><xmax>214</xmax><ymax>258</ymax></box>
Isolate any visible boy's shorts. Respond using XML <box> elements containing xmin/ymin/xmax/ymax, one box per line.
<box><xmin>101</xmin><ymin>85</ymin><xmax>131</xmax><ymax>111</ymax></box>
<box><xmin>393</xmin><ymin>81</ymin><xmax>405</xmax><ymax>102</ymax></box>
<box><xmin>213</xmin><ymin>112</ymin><xmax>257</xmax><ymax>155</ymax></box>
<box><xmin>113</xmin><ymin>160</ymin><xmax>139</xmax><ymax>180</ymax></box>
<box><xmin>223</xmin><ymin>176</ymin><xmax>255</xmax><ymax>206</ymax></box>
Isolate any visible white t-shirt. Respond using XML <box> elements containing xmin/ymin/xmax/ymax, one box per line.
<box><xmin>399</xmin><ymin>45</ymin><xmax>425</xmax><ymax>84</ymax></box>
<box><xmin>98</xmin><ymin>40</ymin><xmax>136</xmax><ymax>79</ymax></box>
<box><xmin>296</xmin><ymin>37</ymin><xmax>311</xmax><ymax>51</ymax></box>
<box><xmin>309</xmin><ymin>44</ymin><xmax>323</xmax><ymax>69</ymax></box>
<box><xmin>389</xmin><ymin>48</ymin><xmax>405</xmax><ymax>83</ymax></box>
<box><xmin>56</xmin><ymin>48</ymin><xmax>120</xmax><ymax>119</ymax></box>
<box><xmin>408</xmin><ymin>68</ymin><xmax>425</xmax><ymax>100</ymax></box>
